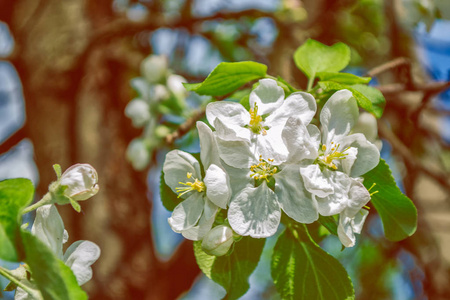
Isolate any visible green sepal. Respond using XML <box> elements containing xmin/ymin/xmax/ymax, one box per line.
<box><xmin>318</xmin><ymin>215</ymin><xmax>338</xmax><ymax>236</ymax></box>
<box><xmin>53</xmin><ymin>164</ymin><xmax>62</xmax><ymax>180</ymax></box>
<box><xmin>69</xmin><ymin>199</ymin><xmax>81</xmax><ymax>213</ymax></box>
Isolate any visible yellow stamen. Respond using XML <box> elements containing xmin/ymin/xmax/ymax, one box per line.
<box><xmin>175</xmin><ymin>172</ymin><xmax>205</xmax><ymax>198</ymax></box>
<box><xmin>250</xmin><ymin>155</ymin><xmax>278</xmax><ymax>182</ymax></box>
<box><xmin>318</xmin><ymin>143</ymin><xmax>350</xmax><ymax>170</ymax></box>
<box><xmin>248</xmin><ymin>104</ymin><xmax>266</xmax><ymax>135</ymax></box>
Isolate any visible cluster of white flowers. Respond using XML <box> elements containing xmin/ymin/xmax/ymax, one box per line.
<box><xmin>125</xmin><ymin>54</ymin><xmax>188</xmax><ymax>170</ymax></box>
<box><xmin>163</xmin><ymin>79</ymin><xmax>380</xmax><ymax>252</ymax></box>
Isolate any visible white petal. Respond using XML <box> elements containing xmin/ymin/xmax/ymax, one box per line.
<box><xmin>63</xmin><ymin>241</ymin><xmax>101</xmax><ymax>286</ymax></box>
<box><xmin>206</xmin><ymin>102</ymin><xmax>250</xmax><ymax>129</ymax></box>
<box><xmin>249</xmin><ymin>79</ymin><xmax>284</xmax><ymax>115</ymax></box>
<box><xmin>274</xmin><ymin>165</ymin><xmax>318</xmax><ymax>223</ymax></box>
<box><xmin>256</xmin><ymin>126</ymin><xmax>289</xmax><ymax>165</ymax></box>
<box><xmin>340</xmin><ymin>146</ymin><xmax>358</xmax><ymax>175</ymax></box>
<box><xmin>315</xmin><ymin>170</ymin><xmax>351</xmax><ymax>216</ymax></box>
<box><xmin>320</xmin><ymin>90</ymin><xmax>359</xmax><ymax>145</ymax></box>
<box><xmin>60</xmin><ymin>164</ymin><xmax>99</xmax><ymax>201</ymax></box>
<box><xmin>197</xmin><ymin>121</ymin><xmax>221</xmax><ymax>168</ymax></box>
<box><xmin>300</xmin><ymin>164</ymin><xmax>333</xmax><ymax>197</ymax></box>
<box><xmin>31</xmin><ymin>205</ymin><xmax>65</xmax><ymax>260</ymax></box>
<box><xmin>124</xmin><ymin>99</ymin><xmax>150</xmax><ymax>128</ymax></box>
<box><xmin>345</xmin><ymin>179</ymin><xmax>371</xmax><ymax>217</ymax></box>
<box><xmin>214</xmin><ymin>117</ymin><xmax>251</xmax><ymax>142</ymax></box>
<box><xmin>265</xmin><ymin>92</ymin><xmax>316</xmax><ymax>127</ymax></box>
<box><xmin>182</xmin><ymin>202</ymin><xmax>218</xmax><ymax>241</ymax></box>
<box><xmin>163</xmin><ymin>150</ymin><xmax>202</xmax><ymax>196</ymax></box>
<box><xmin>307</xmin><ymin>124</ymin><xmax>321</xmax><ymax>149</ymax></box>
<box><xmin>340</xmin><ymin>133</ymin><xmax>380</xmax><ymax>177</ymax></box>
<box><xmin>352</xmin><ymin>112</ymin><xmax>378</xmax><ymax>142</ymax></box>
<box><xmin>221</xmin><ymin>162</ymin><xmax>253</xmax><ymax>199</ymax></box>
<box><xmin>204</xmin><ymin>164</ymin><xmax>230</xmax><ymax>209</ymax></box>
<box><xmin>352</xmin><ymin>208</ymin><xmax>369</xmax><ymax>234</ymax></box>
<box><xmin>338</xmin><ymin>215</ymin><xmax>355</xmax><ymax>247</ymax></box>
<box><xmin>282</xmin><ymin>117</ymin><xmax>318</xmax><ymax>163</ymax></box>
<box><xmin>215</xmin><ymin>136</ymin><xmax>257</xmax><ymax>169</ymax></box>
<box><xmin>228</xmin><ymin>183</ymin><xmax>281</xmax><ymax>238</ymax></box>
<box><xmin>168</xmin><ymin>193</ymin><xmax>205</xmax><ymax>232</ymax></box>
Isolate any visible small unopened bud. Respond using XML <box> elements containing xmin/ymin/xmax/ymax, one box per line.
<box><xmin>60</xmin><ymin>164</ymin><xmax>99</xmax><ymax>201</ymax></box>
<box><xmin>141</xmin><ymin>55</ymin><xmax>168</xmax><ymax>84</ymax></box>
<box><xmin>125</xmin><ymin>99</ymin><xmax>151</xmax><ymax>128</ymax></box>
<box><xmin>126</xmin><ymin>138</ymin><xmax>151</xmax><ymax>171</ymax></box>
<box><xmin>167</xmin><ymin>74</ymin><xmax>188</xmax><ymax>100</ymax></box>
<box><xmin>201</xmin><ymin>225</ymin><xmax>234</xmax><ymax>256</ymax></box>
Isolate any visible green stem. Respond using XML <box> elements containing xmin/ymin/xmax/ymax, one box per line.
<box><xmin>307</xmin><ymin>75</ymin><xmax>315</xmax><ymax>92</ymax></box>
<box><xmin>22</xmin><ymin>193</ymin><xmax>53</xmax><ymax>215</ymax></box>
<box><xmin>0</xmin><ymin>266</ymin><xmax>41</xmax><ymax>299</ymax></box>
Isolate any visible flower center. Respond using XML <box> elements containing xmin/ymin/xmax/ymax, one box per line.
<box><xmin>248</xmin><ymin>104</ymin><xmax>267</xmax><ymax>135</ymax></box>
<box><xmin>250</xmin><ymin>156</ymin><xmax>278</xmax><ymax>182</ymax></box>
<box><xmin>318</xmin><ymin>142</ymin><xmax>349</xmax><ymax>170</ymax></box>
<box><xmin>176</xmin><ymin>172</ymin><xmax>205</xmax><ymax>198</ymax></box>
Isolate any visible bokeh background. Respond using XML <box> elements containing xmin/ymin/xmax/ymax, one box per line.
<box><xmin>1</xmin><ymin>0</ymin><xmax>450</xmax><ymax>299</ymax></box>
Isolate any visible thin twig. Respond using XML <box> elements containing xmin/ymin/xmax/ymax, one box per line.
<box><xmin>365</xmin><ymin>57</ymin><xmax>411</xmax><ymax>77</ymax></box>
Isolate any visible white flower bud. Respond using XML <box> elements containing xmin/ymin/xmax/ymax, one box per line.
<box><xmin>353</xmin><ymin>112</ymin><xmax>382</xmax><ymax>150</ymax></box>
<box><xmin>60</xmin><ymin>164</ymin><xmax>99</xmax><ymax>201</ymax></box>
<box><xmin>167</xmin><ymin>74</ymin><xmax>188</xmax><ymax>100</ymax></box>
<box><xmin>126</xmin><ymin>139</ymin><xmax>150</xmax><ymax>171</ymax></box>
<box><xmin>141</xmin><ymin>55</ymin><xmax>168</xmax><ymax>84</ymax></box>
<box><xmin>125</xmin><ymin>99</ymin><xmax>151</xmax><ymax>128</ymax></box>
<box><xmin>201</xmin><ymin>225</ymin><xmax>234</xmax><ymax>256</ymax></box>
<box><xmin>150</xmin><ymin>84</ymin><xmax>170</xmax><ymax>102</ymax></box>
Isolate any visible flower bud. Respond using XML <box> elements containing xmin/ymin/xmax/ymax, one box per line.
<box><xmin>126</xmin><ymin>138</ymin><xmax>151</xmax><ymax>171</ymax></box>
<box><xmin>150</xmin><ymin>84</ymin><xmax>170</xmax><ymax>102</ymax></box>
<box><xmin>60</xmin><ymin>164</ymin><xmax>99</xmax><ymax>201</ymax></box>
<box><xmin>141</xmin><ymin>55</ymin><xmax>168</xmax><ymax>84</ymax></box>
<box><xmin>352</xmin><ymin>112</ymin><xmax>382</xmax><ymax>150</ymax></box>
<box><xmin>201</xmin><ymin>225</ymin><xmax>234</xmax><ymax>256</ymax></box>
<box><xmin>167</xmin><ymin>74</ymin><xmax>188</xmax><ymax>100</ymax></box>
<box><xmin>125</xmin><ymin>99</ymin><xmax>151</xmax><ymax>128</ymax></box>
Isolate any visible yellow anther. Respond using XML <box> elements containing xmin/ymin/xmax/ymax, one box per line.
<box><xmin>318</xmin><ymin>142</ymin><xmax>350</xmax><ymax>170</ymax></box>
<box><xmin>250</xmin><ymin>157</ymin><xmax>278</xmax><ymax>182</ymax></box>
<box><xmin>175</xmin><ymin>172</ymin><xmax>205</xmax><ymax>198</ymax></box>
<box><xmin>363</xmin><ymin>205</ymin><xmax>371</xmax><ymax>210</ymax></box>
<box><xmin>248</xmin><ymin>104</ymin><xmax>266</xmax><ymax>134</ymax></box>
<box><xmin>322</xmin><ymin>145</ymin><xmax>327</xmax><ymax>151</ymax></box>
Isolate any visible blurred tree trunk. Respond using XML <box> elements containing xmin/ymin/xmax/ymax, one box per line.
<box><xmin>5</xmin><ymin>0</ymin><xmax>199</xmax><ymax>299</ymax></box>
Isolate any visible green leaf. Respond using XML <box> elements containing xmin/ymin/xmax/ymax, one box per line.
<box><xmin>183</xmin><ymin>61</ymin><xmax>267</xmax><ymax>96</ymax></box>
<box><xmin>318</xmin><ymin>81</ymin><xmax>373</xmax><ymax>114</ymax></box>
<box><xmin>194</xmin><ymin>236</ymin><xmax>265</xmax><ymax>300</ymax></box>
<box><xmin>318</xmin><ymin>215</ymin><xmax>338</xmax><ymax>236</ymax></box>
<box><xmin>0</xmin><ymin>178</ymin><xmax>34</xmax><ymax>261</ymax></box>
<box><xmin>317</xmin><ymin>72</ymin><xmax>371</xmax><ymax>85</ymax></box>
<box><xmin>294</xmin><ymin>39</ymin><xmax>350</xmax><ymax>79</ymax></box>
<box><xmin>362</xmin><ymin>159</ymin><xmax>417</xmax><ymax>241</ymax></box>
<box><xmin>350</xmin><ymin>84</ymin><xmax>386</xmax><ymax>118</ymax></box>
<box><xmin>21</xmin><ymin>231</ymin><xmax>87</xmax><ymax>300</ymax></box>
<box><xmin>271</xmin><ymin>226</ymin><xmax>354</xmax><ymax>300</ymax></box>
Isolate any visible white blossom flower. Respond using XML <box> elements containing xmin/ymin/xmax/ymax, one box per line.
<box><xmin>125</xmin><ymin>99</ymin><xmax>151</xmax><ymax>128</ymax></box>
<box><xmin>201</xmin><ymin>225</ymin><xmax>234</xmax><ymax>256</ymax></box>
<box><xmin>224</xmin><ymin>121</ymin><xmax>319</xmax><ymax>238</ymax></box>
<box><xmin>15</xmin><ymin>205</ymin><xmax>100</xmax><ymax>299</ymax></box>
<box><xmin>163</xmin><ymin>122</ymin><xmax>231</xmax><ymax>240</ymax></box>
<box><xmin>206</xmin><ymin>78</ymin><xmax>317</xmax><ymax>168</ymax></box>
<box><xmin>298</xmin><ymin>90</ymin><xmax>380</xmax><ymax>216</ymax></box>
<box><xmin>141</xmin><ymin>54</ymin><xmax>168</xmax><ymax>84</ymax></box>
<box><xmin>60</xmin><ymin>164</ymin><xmax>99</xmax><ymax>201</ymax></box>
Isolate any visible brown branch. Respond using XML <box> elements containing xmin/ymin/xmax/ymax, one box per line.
<box><xmin>365</xmin><ymin>57</ymin><xmax>411</xmax><ymax>77</ymax></box>
<box><xmin>165</xmin><ymin>109</ymin><xmax>206</xmax><ymax>145</ymax></box>
<box><xmin>0</xmin><ymin>127</ymin><xmax>29</xmax><ymax>155</ymax></box>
